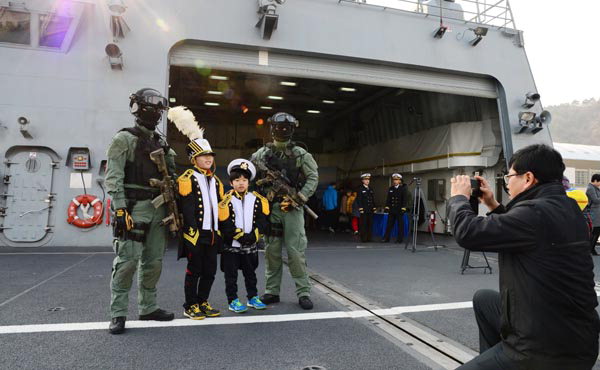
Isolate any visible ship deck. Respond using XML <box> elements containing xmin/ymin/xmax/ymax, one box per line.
<box><xmin>1</xmin><ymin>233</ymin><xmax>599</xmax><ymax>370</ymax></box>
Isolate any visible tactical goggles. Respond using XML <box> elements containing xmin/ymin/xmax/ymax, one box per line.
<box><xmin>270</xmin><ymin>113</ymin><xmax>298</xmax><ymax>125</ymax></box>
<box><xmin>139</xmin><ymin>95</ymin><xmax>168</xmax><ymax>109</ymax></box>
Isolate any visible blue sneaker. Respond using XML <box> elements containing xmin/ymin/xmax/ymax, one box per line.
<box><xmin>247</xmin><ymin>296</ymin><xmax>267</xmax><ymax>310</ymax></box>
<box><xmin>228</xmin><ymin>299</ymin><xmax>248</xmax><ymax>313</ymax></box>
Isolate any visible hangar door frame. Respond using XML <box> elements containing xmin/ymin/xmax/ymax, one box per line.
<box><xmin>169</xmin><ymin>43</ymin><xmax>498</xmax><ymax>99</ymax></box>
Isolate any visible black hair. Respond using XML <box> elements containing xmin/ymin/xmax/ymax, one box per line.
<box><xmin>591</xmin><ymin>174</ymin><xmax>600</xmax><ymax>182</ymax></box>
<box><xmin>508</xmin><ymin>144</ymin><xmax>565</xmax><ymax>184</ymax></box>
<box><xmin>229</xmin><ymin>168</ymin><xmax>251</xmax><ymax>182</ymax></box>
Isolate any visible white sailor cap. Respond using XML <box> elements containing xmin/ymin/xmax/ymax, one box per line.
<box><xmin>227</xmin><ymin>159</ymin><xmax>256</xmax><ymax>181</ymax></box>
<box><xmin>391</xmin><ymin>173</ymin><xmax>402</xmax><ymax>179</ymax></box>
<box><xmin>361</xmin><ymin>173</ymin><xmax>371</xmax><ymax>179</ymax></box>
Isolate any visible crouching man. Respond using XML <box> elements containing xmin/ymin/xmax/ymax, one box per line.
<box><xmin>448</xmin><ymin>144</ymin><xmax>600</xmax><ymax>370</ymax></box>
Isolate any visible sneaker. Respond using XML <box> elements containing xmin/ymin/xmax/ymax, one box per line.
<box><xmin>139</xmin><ymin>308</ymin><xmax>174</xmax><ymax>321</ymax></box>
<box><xmin>108</xmin><ymin>316</ymin><xmax>125</xmax><ymax>334</ymax></box>
<box><xmin>247</xmin><ymin>296</ymin><xmax>267</xmax><ymax>310</ymax></box>
<box><xmin>199</xmin><ymin>301</ymin><xmax>221</xmax><ymax>317</ymax></box>
<box><xmin>183</xmin><ymin>304</ymin><xmax>205</xmax><ymax>320</ymax></box>
<box><xmin>299</xmin><ymin>296</ymin><xmax>314</xmax><ymax>310</ymax></box>
<box><xmin>228</xmin><ymin>299</ymin><xmax>248</xmax><ymax>313</ymax></box>
<box><xmin>260</xmin><ymin>294</ymin><xmax>280</xmax><ymax>304</ymax></box>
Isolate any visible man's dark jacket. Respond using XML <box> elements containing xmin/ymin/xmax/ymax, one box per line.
<box><xmin>449</xmin><ymin>182</ymin><xmax>600</xmax><ymax>369</ymax></box>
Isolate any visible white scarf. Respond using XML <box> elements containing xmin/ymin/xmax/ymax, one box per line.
<box><xmin>193</xmin><ymin>171</ymin><xmax>219</xmax><ymax>231</ymax></box>
<box><xmin>231</xmin><ymin>192</ymin><xmax>256</xmax><ymax>248</ymax></box>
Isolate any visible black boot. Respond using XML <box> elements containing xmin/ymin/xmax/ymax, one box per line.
<box><xmin>260</xmin><ymin>294</ymin><xmax>280</xmax><ymax>304</ymax></box>
<box><xmin>109</xmin><ymin>317</ymin><xmax>126</xmax><ymax>335</ymax></box>
<box><xmin>396</xmin><ymin>239</ymin><xmax>403</xmax><ymax>244</ymax></box>
<box><xmin>139</xmin><ymin>308</ymin><xmax>174</xmax><ymax>321</ymax></box>
<box><xmin>299</xmin><ymin>296</ymin><xmax>313</xmax><ymax>310</ymax></box>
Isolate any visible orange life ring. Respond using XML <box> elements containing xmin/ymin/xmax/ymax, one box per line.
<box><xmin>67</xmin><ymin>194</ymin><xmax>103</xmax><ymax>228</ymax></box>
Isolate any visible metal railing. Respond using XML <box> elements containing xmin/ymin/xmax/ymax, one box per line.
<box><xmin>339</xmin><ymin>0</ymin><xmax>517</xmax><ymax>30</ymax></box>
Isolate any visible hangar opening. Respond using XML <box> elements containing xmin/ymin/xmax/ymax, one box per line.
<box><xmin>167</xmin><ymin>44</ymin><xmax>505</xmax><ymax>233</ymax></box>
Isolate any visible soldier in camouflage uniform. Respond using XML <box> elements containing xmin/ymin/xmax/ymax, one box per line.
<box><xmin>251</xmin><ymin>112</ymin><xmax>319</xmax><ymax>310</ymax></box>
<box><xmin>105</xmin><ymin>88</ymin><xmax>176</xmax><ymax>334</ymax></box>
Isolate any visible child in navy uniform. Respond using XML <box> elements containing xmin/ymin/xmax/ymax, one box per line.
<box><xmin>218</xmin><ymin>159</ymin><xmax>270</xmax><ymax>313</ymax></box>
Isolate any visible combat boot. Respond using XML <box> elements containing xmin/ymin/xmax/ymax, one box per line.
<box><xmin>109</xmin><ymin>316</ymin><xmax>126</xmax><ymax>335</ymax></box>
<box><xmin>139</xmin><ymin>308</ymin><xmax>174</xmax><ymax>321</ymax></box>
<box><xmin>260</xmin><ymin>294</ymin><xmax>280</xmax><ymax>304</ymax></box>
<box><xmin>299</xmin><ymin>296</ymin><xmax>313</xmax><ymax>310</ymax></box>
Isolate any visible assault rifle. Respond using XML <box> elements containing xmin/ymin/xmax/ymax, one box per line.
<box><xmin>253</xmin><ymin>160</ymin><xmax>318</xmax><ymax>219</ymax></box>
<box><xmin>149</xmin><ymin>149</ymin><xmax>182</xmax><ymax>237</ymax></box>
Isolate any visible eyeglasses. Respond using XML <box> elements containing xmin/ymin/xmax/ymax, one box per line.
<box><xmin>503</xmin><ymin>173</ymin><xmax>523</xmax><ymax>184</ymax></box>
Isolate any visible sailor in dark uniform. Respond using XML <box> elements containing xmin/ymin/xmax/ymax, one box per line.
<box><xmin>356</xmin><ymin>173</ymin><xmax>376</xmax><ymax>243</ymax></box>
<box><xmin>382</xmin><ymin>173</ymin><xmax>408</xmax><ymax>243</ymax></box>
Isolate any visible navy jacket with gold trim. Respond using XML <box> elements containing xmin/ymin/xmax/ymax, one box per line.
<box><xmin>176</xmin><ymin>167</ymin><xmax>224</xmax><ymax>259</ymax></box>
<box><xmin>218</xmin><ymin>190</ymin><xmax>270</xmax><ymax>248</ymax></box>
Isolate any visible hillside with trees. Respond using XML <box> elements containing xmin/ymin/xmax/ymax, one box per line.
<box><xmin>547</xmin><ymin>98</ymin><xmax>600</xmax><ymax>145</ymax></box>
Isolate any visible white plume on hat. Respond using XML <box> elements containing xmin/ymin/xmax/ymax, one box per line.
<box><xmin>167</xmin><ymin>106</ymin><xmax>204</xmax><ymax>140</ymax></box>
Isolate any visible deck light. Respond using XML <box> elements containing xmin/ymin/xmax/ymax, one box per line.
<box><xmin>434</xmin><ymin>25</ymin><xmax>448</xmax><ymax>39</ymax></box>
<box><xmin>470</xmin><ymin>27</ymin><xmax>488</xmax><ymax>46</ymax></box>
<box><xmin>268</xmin><ymin>96</ymin><xmax>283</xmax><ymax>100</ymax></box>
<box><xmin>340</xmin><ymin>87</ymin><xmax>356</xmax><ymax>92</ymax></box>
<box><xmin>209</xmin><ymin>75</ymin><xmax>228</xmax><ymax>81</ymax></box>
<box><xmin>169</xmin><ymin>98</ymin><xmax>176</xmax><ymax>103</ymax></box>
<box><xmin>522</xmin><ymin>92</ymin><xmax>540</xmax><ymax>108</ymax></box>
<box><xmin>307</xmin><ymin>110</ymin><xmax>320</xmax><ymax>114</ymax></box>
<box><xmin>261</xmin><ymin>106</ymin><xmax>273</xmax><ymax>110</ymax></box>
<box><xmin>280</xmin><ymin>81</ymin><xmax>296</xmax><ymax>86</ymax></box>
<box><xmin>517</xmin><ymin>111</ymin><xmax>536</xmax><ymax>134</ymax></box>
<box><xmin>105</xmin><ymin>43</ymin><xmax>123</xmax><ymax>70</ymax></box>
<box><xmin>207</xmin><ymin>90</ymin><xmax>223</xmax><ymax>95</ymax></box>
<box><xmin>322</xmin><ymin>100</ymin><xmax>335</xmax><ymax>104</ymax></box>
<box><xmin>257</xmin><ymin>0</ymin><xmax>285</xmax><ymax>40</ymax></box>
<box><xmin>204</xmin><ymin>102</ymin><xmax>220</xmax><ymax>106</ymax></box>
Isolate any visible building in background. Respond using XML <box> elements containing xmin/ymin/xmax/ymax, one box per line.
<box><xmin>554</xmin><ymin>142</ymin><xmax>600</xmax><ymax>189</ymax></box>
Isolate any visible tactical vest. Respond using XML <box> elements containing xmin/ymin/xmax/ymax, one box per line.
<box><xmin>264</xmin><ymin>142</ymin><xmax>305</xmax><ymax>189</ymax></box>
<box><xmin>120</xmin><ymin>126</ymin><xmax>167</xmax><ymax>187</ymax></box>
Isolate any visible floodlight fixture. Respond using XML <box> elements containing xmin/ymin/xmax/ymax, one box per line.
<box><xmin>522</xmin><ymin>92</ymin><xmax>541</xmax><ymax>108</ymax></box>
<box><xmin>256</xmin><ymin>0</ymin><xmax>285</xmax><ymax>40</ymax></box>
<box><xmin>434</xmin><ymin>25</ymin><xmax>448</xmax><ymax>39</ymax></box>
<box><xmin>105</xmin><ymin>43</ymin><xmax>123</xmax><ymax>70</ymax></box>
<box><xmin>169</xmin><ymin>97</ymin><xmax>176</xmax><ymax>103</ymax></box>
<box><xmin>469</xmin><ymin>27</ymin><xmax>488</xmax><ymax>46</ymax></box>
<box><xmin>517</xmin><ymin>111</ymin><xmax>536</xmax><ymax>134</ymax></box>
<box><xmin>18</xmin><ymin>116</ymin><xmax>33</xmax><ymax>139</ymax></box>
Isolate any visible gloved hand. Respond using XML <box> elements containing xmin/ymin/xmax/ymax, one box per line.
<box><xmin>372</xmin><ymin>208</ymin><xmax>377</xmax><ymax>213</ymax></box>
<box><xmin>359</xmin><ymin>208</ymin><xmax>364</xmax><ymax>214</ymax></box>
<box><xmin>113</xmin><ymin>208</ymin><xmax>133</xmax><ymax>237</ymax></box>
<box><xmin>238</xmin><ymin>231</ymin><xmax>258</xmax><ymax>246</ymax></box>
<box><xmin>401</xmin><ymin>207</ymin><xmax>407</xmax><ymax>212</ymax></box>
<box><xmin>280</xmin><ymin>199</ymin><xmax>293</xmax><ymax>212</ymax></box>
<box><xmin>384</xmin><ymin>207</ymin><xmax>390</xmax><ymax>214</ymax></box>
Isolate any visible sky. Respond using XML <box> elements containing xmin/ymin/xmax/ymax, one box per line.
<box><xmin>370</xmin><ymin>0</ymin><xmax>599</xmax><ymax>106</ymax></box>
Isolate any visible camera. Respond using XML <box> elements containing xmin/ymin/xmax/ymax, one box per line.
<box><xmin>471</xmin><ymin>178</ymin><xmax>483</xmax><ymax>198</ymax></box>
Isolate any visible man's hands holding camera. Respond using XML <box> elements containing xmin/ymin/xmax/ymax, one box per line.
<box><xmin>450</xmin><ymin>175</ymin><xmax>500</xmax><ymax>211</ymax></box>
